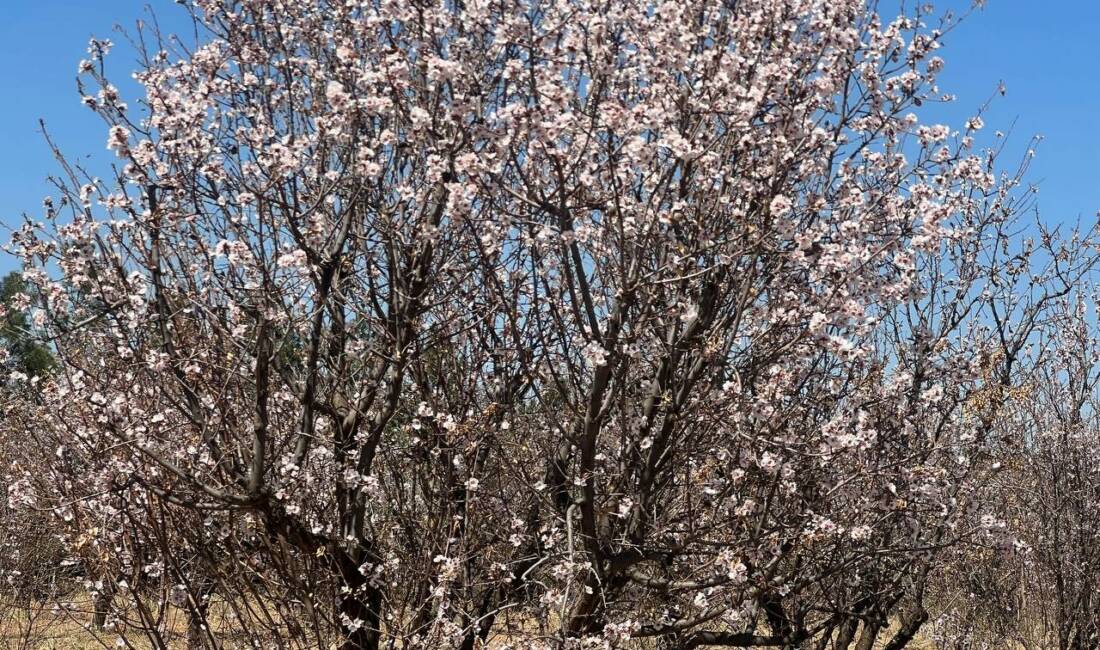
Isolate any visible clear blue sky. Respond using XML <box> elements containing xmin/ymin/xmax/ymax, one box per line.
<box><xmin>1</xmin><ymin>1</ymin><xmax>1097</xmax><ymax>273</ymax></box>
<box><xmin>0</xmin><ymin>1</ymin><xmax>191</xmax><ymax>273</ymax></box>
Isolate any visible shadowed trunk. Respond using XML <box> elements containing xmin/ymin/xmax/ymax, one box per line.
<box><xmin>91</xmin><ymin>577</ymin><xmax>118</xmax><ymax>630</ymax></box>
<box><xmin>882</xmin><ymin>605</ymin><xmax>929</xmax><ymax>650</ymax></box>
<box><xmin>832</xmin><ymin>617</ymin><xmax>859</xmax><ymax>650</ymax></box>
<box><xmin>853</xmin><ymin>619</ymin><xmax>882</xmax><ymax>650</ymax></box>
<box><xmin>186</xmin><ymin>574</ymin><xmax>216</xmax><ymax>649</ymax></box>
<box><xmin>337</xmin><ymin>551</ymin><xmax>383</xmax><ymax>650</ymax></box>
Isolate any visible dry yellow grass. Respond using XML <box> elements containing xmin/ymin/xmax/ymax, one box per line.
<box><xmin>0</xmin><ymin>601</ymin><xmax>1027</xmax><ymax>650</ymax></box>
<box><xmin>0</xmin><ymin>596</ymin><xmax>256</xmax><ymax>650</ymax></box>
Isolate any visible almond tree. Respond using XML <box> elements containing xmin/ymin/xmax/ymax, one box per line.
<box><xmin>5</xmin><ymin>1</ymin><xmax>1095</xmax><ymax>648</ymax></box>
<box><xmin>955</xmin><ymin>293</ymin><xmax>1100</xmax><ymax>650</ymax></box>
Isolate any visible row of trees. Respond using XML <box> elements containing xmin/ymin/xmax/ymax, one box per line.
<box><xmin>3</xmin><ymin>0</ymin><xmax>1100</xmax><ymax>648</ymax></box>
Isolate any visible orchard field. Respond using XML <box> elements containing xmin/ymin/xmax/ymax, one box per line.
<box><xmin>3</xmin><ymin>1</ymin><xmax>1100</xmax><ymax>649</ymax></box>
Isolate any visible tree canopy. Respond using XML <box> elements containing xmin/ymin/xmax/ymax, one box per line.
<box><xmin>2</xmin><ymin>1</ymin><xmax>1100</xmax><ymax>649</ymax></box>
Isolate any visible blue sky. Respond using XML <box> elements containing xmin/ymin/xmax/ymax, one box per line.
<box><xmin>928</xmin><ymin>0</ymin><xmax>1100</xmax><ymax>223</ymax></box>
<box><xmin>1</xmin><ymin>1</ymin><xmax>1097</xmax><ymax>273</ymax></box>
<box><xmin>0</xmin><ymin>1</ymin><xmax>191</xmax><ymax>273</ymax></box>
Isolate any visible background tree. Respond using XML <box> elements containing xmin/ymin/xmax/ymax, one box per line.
<box><xmin>0</xmin><ymin>271</ymin><xmax>54</xmax><ymax>379</ymax></box>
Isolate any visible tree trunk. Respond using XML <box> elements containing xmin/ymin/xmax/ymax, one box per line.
<box><xmin>186</xmin><ymin>574</ymin><xmax>215</xmax><ymax>649</ymax></box>
<box><xmin>853</xmin><ymin>619</ymin><xmax>882</xmax><ymax>650</ymax></box>
<box><xmin>565</xmin><ymin>577</ymin><xmax>603</xmax><ymax>636</ymax></box>
<box><xmin>832</xmin><ymin>617</ymin><xmax>859</xmax><ymax>650</ymax></box>
<box><xmin>832</xmin><ymin>596</ymin><xmax>878</xmax><ymax>650</ymax></box>
<box><xmin>91</xmin><ymin>577</ymin><xmax>117</xmax><ymax>630</ymax></box>
<box><xmin>337</xmin><ymin>551</ymin><xmax>383</xmax><ymax>650</ymax></box>
<box><xmin>882</xmin><ymin>605</ymin><xmax>929</xmax><ymax>650</ymax></box>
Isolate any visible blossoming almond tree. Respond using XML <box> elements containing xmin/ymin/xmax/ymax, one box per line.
<box><xmin>933</xmin><ymin>293</ymin><xmax>1100</xmax><ymax>650</ymax></box>
<box><xmin>5</xmin><ymin>0</ymin><xmax>1098</xmax><ymax>648</ymax></box>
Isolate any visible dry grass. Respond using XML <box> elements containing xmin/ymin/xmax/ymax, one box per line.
<box><xmin>2</xmin><ymin>603</ymin><xmax>139</xmax><ymax>649</ymax></box>
<box><xmin>0</xmin><ymin>599</ymin><xmax>1026</xmax><ymax>650</ymax></box>
<box><xmin>0</xmin><ymin>595</ymin><xmax>260</xmax><ymax>650</ymax></box>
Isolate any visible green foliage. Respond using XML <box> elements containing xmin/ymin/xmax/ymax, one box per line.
<box><xmin>1</xmin><ymin>272</ymin><xmax>55</xmax><ymax>378</ymax></box>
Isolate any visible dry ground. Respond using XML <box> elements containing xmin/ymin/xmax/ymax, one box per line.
<box><xmin>0</xmin><ymin>596</ymin><xmax>248</xmax><ymax>650</ymax></box>
<box><xmin>0</xmin><ymin>601</ymin><xmax>975</xmax><ymax>650</ymax></box>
